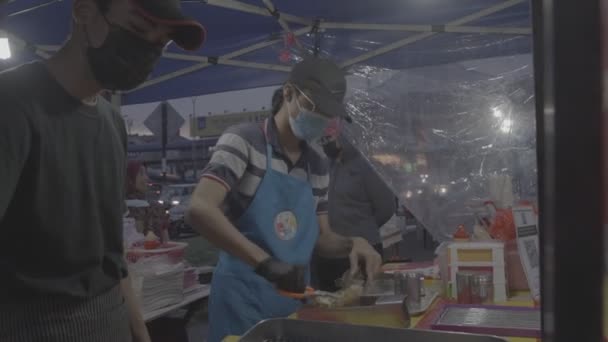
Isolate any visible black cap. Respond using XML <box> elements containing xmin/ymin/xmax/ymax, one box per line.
<box><xmin>288</xmin><ymin>57</ymin><xmax>349</xmax><ymax>121</ymax></box>
<box><xmin>131</xmin><ymin>0</ymin><xmax>206</xmax><ymax>51</ymax></box>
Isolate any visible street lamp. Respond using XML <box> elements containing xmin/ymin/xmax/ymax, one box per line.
<box><xmin>0</xmin><ymin>38</ymin><xmax>11</xmax><ymax>60</ymax></box>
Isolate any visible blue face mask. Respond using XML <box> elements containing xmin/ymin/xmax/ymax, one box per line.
<box><xmin>288</xmin><ymin>98</ymin><xmax>330</xmax><ymax>141</ymax></box>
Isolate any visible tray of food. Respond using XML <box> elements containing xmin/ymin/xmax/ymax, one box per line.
<box><xmin>297</xmin><ymin>269</ymin><xmax>439</xmax><ymax>328</ymax></box>
<box><xmin>374</xmin><ymin>287</ymin><xmax>440</xmax><ymax>316</ymax></box>
<box><xmin>309</xmin><ymin>284</ymin><xmax>364</xmax><ymax>308</ymax></box>
<box><xmin>239</xmin><ymin>318</ymin><xmax>508</xmax><ymax>342</ymax></box>
<box><xmin>298</xmin><ymin>292</ymin><xmax>410</xmax><ymax>329</ymax></box>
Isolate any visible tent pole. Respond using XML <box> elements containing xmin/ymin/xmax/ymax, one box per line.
<box><xmin>133</xmin><ymin>62</ymin><xmax>212</xmax><ymax>91</ymax></box>
<box><xmin>533</xmin><ymin>0</ymin><xmax>604</xmax><ymax>339</ymax></box>
<box><xmin>191</xmin><ymin>98</ymin><xmax>198</xmax><ymax>173</ymax></box>
<box><xmin>131</xmin><ymin>26</ymin><xmax>312</xmax><ymax>92</ymax></box>
<box><xmin>340</xmin><ymin>0</ymin><xmax>526</xmax><ymax>68</ymax></box>
<box><xmin>221</xmin><ymin>25</ymin><xmax>310</xmax><ymax>58</ymax></box>
<box><xmin>261</xmin><ymin>0</ymin><xmax>303</xmax><ymax>50</ymax></box>
<box><xmin>320</xmin><ymin>23</ymin><xmax>531</xmax><ymax>35</ymax></box>
<box><xmin>312</xmin><ymin>19</ymin><xmax>322</xmax><ymax>57</ymax></box>
<box><xmin>204</xmin><ymin>0</ymin><xmax>310</xmax><ymax>25</ymax></box>
<box><xmin>158</xmin><ymin>29</ymin><xmax>312</xmax><ymax>64</ymax></box>
<box><xmin>6</xmin><ymin>0</ymin><xmax>60</xmax><ymax>17</ymax></box>
<box><xmin>219</xmin><ymin>59</ymin><xmax>290</xmax><ymax>72</ymax></box>
<box><xmin>161</xmin><ymin>101</ymin><xmax>168</xmax><ymax>181</ymax></box>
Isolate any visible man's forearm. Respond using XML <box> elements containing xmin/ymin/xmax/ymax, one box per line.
<box><xmin>315</xmin><ymin>229</ymin><xmax>354</xmax><ymax>258</ymax></box>
<box><xmin>121</xmin><ymin>275</ymin><xmax>151</xmax><ymax>342</ymax></box>
<box><xmin>187</xmin><ymin>202</ymin><xmax>269</xmax><ymax>267</ymax></box>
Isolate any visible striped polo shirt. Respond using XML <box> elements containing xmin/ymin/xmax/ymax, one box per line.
<box><xmin>202</xmin><ymin>118</ymin><xmax>330</xmax><ymax>222</ymax></box>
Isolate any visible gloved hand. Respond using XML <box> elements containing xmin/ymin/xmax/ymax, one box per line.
<box><xmin>255</xmin><ymin>257</ymin><xmax>306</xmax><ymax>293</ymax></box>
<box><xmin>348</xmin><ymin>237</ymin><xmax>382</xmax><ymax>283</ymax></box>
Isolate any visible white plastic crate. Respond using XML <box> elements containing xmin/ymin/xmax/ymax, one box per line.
<box><xmin>443</xmin><ymin>241</ymin><xmax>508</xmax><ymax>302</ymax></box>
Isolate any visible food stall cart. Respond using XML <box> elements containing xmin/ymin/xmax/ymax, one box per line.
<box><xmin>223</xmin><ymin>283</ymin><xmax>537</xmax><ymax>342</ymax></box>
<box><xmin>222</xmin><ymin>202</ymin><xmax>542</xmax><ymax>341</ymax></box>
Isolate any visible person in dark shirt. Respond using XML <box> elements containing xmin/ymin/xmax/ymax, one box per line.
<box><xmin>0</xmin><ymin>0</ymin><xmax>204</xmax><ymax>341</ymax></box>
<box><xmin>313</xmin><ymin>130</ymin><xmax>397</xmax><ymax>292</ymax></box>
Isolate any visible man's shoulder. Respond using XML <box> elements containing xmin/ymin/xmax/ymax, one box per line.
<box><xmin>0</xmin><ymin>62</ymin><xmax>35</xmax><ymax>81</ymax></box>
<box><xmin>306</xmin><ymin>143</ymin><xmax>330</xmax><ymax>176</ymax></box>
<box><xmin>96</xmin><ymin>95</ymin><xmax>122</xmax><ymax>122</ymax></box>
<box><xmin>96</xmin><ymin>96</ymin><xmax>127</xmax><ymax>140</ymax></box>
<box><xmin>0</xmin><ymin>63</ymin><xmax>45</xmax><ymax>122</ymax></box>
<box><xmin>222</xmin><ymin>122</ymin><xmax>265</xmax><ymax>147</ymax></box>
<box><xmin>0</xmin><ymin>62</ymin><xmax>44</xmax><ymax>96</ymax></box>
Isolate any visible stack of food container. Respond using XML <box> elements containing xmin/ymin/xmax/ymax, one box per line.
<box><xmin>127</xmin><ymin>235</ymin><xmax>189</xmax><ymax>312</ymax></box>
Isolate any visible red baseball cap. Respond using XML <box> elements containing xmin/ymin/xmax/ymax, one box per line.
<box><xmin>131</xmin><ymin>0</ymin><xmax>206</xmax><ymax>51</ymax></box>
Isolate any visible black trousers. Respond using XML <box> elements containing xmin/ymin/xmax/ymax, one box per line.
<box><xmin>311</xmin><ymin>243</ymin><xmax>384</xmax><ymax>292</ymax></box>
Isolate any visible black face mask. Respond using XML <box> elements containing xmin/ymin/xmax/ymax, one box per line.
<box><xmin>323</xmin><ymin>140</ymin><xmax>342</xmax><ymax>159</ymax></box>
<box><xmin>86</xmin><ymin>21</ymin><xmax>163</xmax><ymax>91</ymax></box>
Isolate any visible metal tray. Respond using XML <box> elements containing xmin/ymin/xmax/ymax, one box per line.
<box><xmin>239</xmin><ymin>318</ymin><xmax>508</xmax><ymax>342</ymax></box>
<box><xmin>374</xmin><ymin>288</ymin><xmax>440</xmax><ymax>316</ymax></box>
<box><xmin>432</xmin><ymin>305</ymin><xmax>541</xmax><ymax>338</ymax></box>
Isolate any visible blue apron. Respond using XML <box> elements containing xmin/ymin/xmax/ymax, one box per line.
<box><xmin>207</xmin><ymin>121</ymin><xmax>320</xmax><ymax>342</ymax></box>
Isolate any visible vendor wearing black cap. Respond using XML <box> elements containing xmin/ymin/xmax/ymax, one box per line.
<box><xmin>188</xmin><ymin>57</ymin><xmax>382</xmax><ymax>342</ymax></box>
<box><xmin>0</xmin><ymin>0</ymin><xmax>204</xmax><ymax>341</ymax></box>
<box><xmin>314</xmin><ymin>131</ymin><xmax>397</xmax><ymax>292</ymax></box>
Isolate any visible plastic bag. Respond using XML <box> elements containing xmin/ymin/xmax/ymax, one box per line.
<box><xmin>486</xmin><ymin>200</ymin><xmax>537</xmax><ymax>242</ymax></box>
<box><xmin>489</xmin><ymin>208</ymin><xmax>516</xmax><ymax>241</ymax></box>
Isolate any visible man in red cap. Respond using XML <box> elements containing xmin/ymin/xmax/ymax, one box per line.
<box><xmin>0</xmin><ymin>0</ymin><xmax>204</xmax><ymax>341</ymax></box>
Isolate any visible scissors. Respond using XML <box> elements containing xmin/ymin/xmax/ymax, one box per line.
<box><xmin>278</xmin><ymin>286</ymin><xmax>340</xmax><ymax>300</ymax></box>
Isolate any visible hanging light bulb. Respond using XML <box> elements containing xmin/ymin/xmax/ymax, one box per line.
<box><xmin>500</xmin><ymin>119</ymin><xmax>513</xmax><ymax>133</ymax></box>
<box><xmin>0</xmin><ymin>37</ymin><xmax>11</xmax><ymax>60</ymax></box>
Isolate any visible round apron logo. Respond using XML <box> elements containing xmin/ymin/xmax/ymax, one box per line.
<box><xmin>274</xmin><ymin>211</ymin><xmax>298</xmax><ymax>240</ymax></box>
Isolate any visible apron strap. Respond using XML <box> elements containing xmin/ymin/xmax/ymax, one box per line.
<box><xmin>263</xmin><ymin>118</ymin><xmax>273</xmax><ymax>171</ymax></box>
<box><xmin>262</xmin><ymin>118</ymin><xmax>311</xmax><ymax>181</ymax></box>
<box><xmin>262</xmin><ymin>118</ymin><xmax>270</xmax><ymax>142</ymax></box>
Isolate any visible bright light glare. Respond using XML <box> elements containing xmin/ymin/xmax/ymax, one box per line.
<box><xmin>440</xmin><ymin>187</ymin><xmax>448</xmax><ymax>194</ymax></box>
<box><xmin>492</xmin><ymin>107</ymin><xmax>503</xmax><ymax>118</ymax></box>
<box><xmin>417</xmin><ymin>189</ymin><xmax>423</xmax><ymax>195</ymax></box>
<box><xmin>0</xmin><ymin>38</ymin><xmax>10</xmax><ymax>60</ymax></box>
<box><xmin>500</xmin><ymin>119</ymin><xmax>513</xmax><ymax>133</ymax></box>
<box><xmin>405</xmin><ymin>191</ymin><xmax>413</xmax><ymax>199</ymax></box>
<box><xmin>171</xmin><ymin>200</ymin><xmax>180</xmax><ymax>206</ymax></box>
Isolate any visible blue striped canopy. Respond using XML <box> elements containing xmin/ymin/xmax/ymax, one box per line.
<box><xmin>0</xmin><ymin>0</ymin><xmax>531</xmax><ymax>105</ymax></box>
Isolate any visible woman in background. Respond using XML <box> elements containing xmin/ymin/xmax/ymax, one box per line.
<box><xmin>126</xmin><ymin>161</ymin><xmax>170</xmax><ymax>243</ymax></box>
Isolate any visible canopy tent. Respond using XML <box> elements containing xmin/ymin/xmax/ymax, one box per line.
<box><xmin>0</xmin><ymin>0</ymin><xmax>535</xmax><ymax>242</ymax></box>
<box><xmin>0</xmin><ymin>0</ymin><xmax>531</xmax><ymax>105</ymax></box>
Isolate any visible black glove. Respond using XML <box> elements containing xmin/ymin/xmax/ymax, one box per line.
<box><xmin>255</xmin><ymin>257</ymin><xmax>306</xmax><ymax>293</ymax></box>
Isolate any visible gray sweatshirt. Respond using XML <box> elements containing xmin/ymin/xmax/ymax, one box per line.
<box><xmin>327</xmin><ymin>140</ymin><xmax>397</xmax><ymax>245</ymax></box>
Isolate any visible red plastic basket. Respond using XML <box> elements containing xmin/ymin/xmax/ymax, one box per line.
<box><xmin>126</xmin><ymin>241</ymin><xmax>187</xmax><ymax>264</ymax></box>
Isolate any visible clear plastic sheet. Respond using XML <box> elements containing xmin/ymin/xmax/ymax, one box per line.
<box><xmin>290</xmin><ymin>34</ymin><xmax>537</xmax><ymax>241</ymax></box>
<box><xmin>343</xmin><ymin>56</ymin><xmax>536</xmax><ymax>241</ymax></box>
